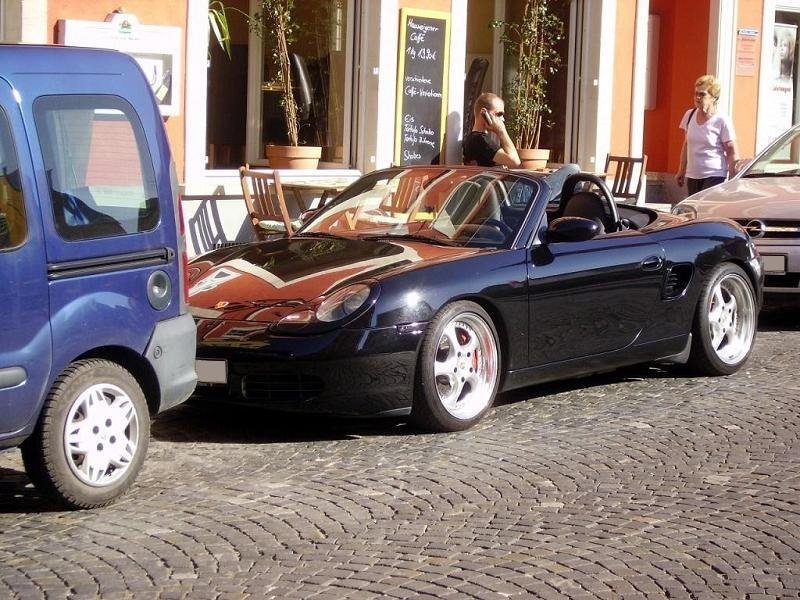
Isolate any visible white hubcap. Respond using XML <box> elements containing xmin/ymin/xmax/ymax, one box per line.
<box><xmin>63</xmin><ymin>383</ymin><xmax>139</xmax><ymax>487</ymax></box>
<box><xmin>434</xmin><ymin>313</ymin><xmax>498</xmax><ymax>420</ymax></box>
<box><xmin>707</xmin><ymin>273</ymin><xmax>755</xmax><ymax>365</ymax></box>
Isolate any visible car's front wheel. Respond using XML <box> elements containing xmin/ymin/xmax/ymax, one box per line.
<box><xmin>21</xmin><ymin>359</ymin><xmax>150</xmax><ymax>509</ymax></box>
<box><xmin>411</xmin><ymin>301</ymin><xmax>501</xmax><ymax>432</ymax></box>
<box><xmin>688</xmin><ymin>263</ymin><xmax>757</xmax><ymax>375</ymax></box>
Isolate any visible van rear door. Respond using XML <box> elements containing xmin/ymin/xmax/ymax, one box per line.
<box><xmin>0</xmin><ymin>77</ymin><xmax>52</xmax><ymax>442</ymax></box>
<box><xmin>29</xmin><ymin>92</ymin><xmax>181</xmax><ymax>362</ymax></box>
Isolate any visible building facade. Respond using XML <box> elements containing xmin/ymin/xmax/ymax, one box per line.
<box><xmin>1</xmin><ymin>0</ymin><xmax>797</xmax><ymax>206</ymax></box>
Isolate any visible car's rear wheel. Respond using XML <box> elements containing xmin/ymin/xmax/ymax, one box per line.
<box><xmin>411</xmin><ymin>301</ymin><xmax>501</xmax><ymax>432</ymax></box>
<box><xmin>21</xmin><ymin>359</ymin><xmax>149</xmax><ymax>509</ymax></box>
<box><xmin>688</xmin><ymin>263</ymin><xmax>757</xmax><ymax>375</ymax></box>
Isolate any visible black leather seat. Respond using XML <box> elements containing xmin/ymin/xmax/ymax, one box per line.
<box><xmin>559</xmin><ymin>191</ymin><xmax>615</xmax><ymax>234</ymax></box>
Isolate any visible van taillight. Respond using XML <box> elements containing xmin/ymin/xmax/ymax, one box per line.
<box><xmin>177</xmin><ymin>194</ymin><xmax>190</xmax><ymax>306</ymax></box>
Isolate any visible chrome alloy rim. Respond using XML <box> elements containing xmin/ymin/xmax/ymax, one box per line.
<box><xmin>707</xmin><ymin>273</ymin><xmax>755</xmax><ymax>365</ymax></box>
<box><xmin>63</xmin><ymin>383</ymin><xmax>140</xmax><ymax>487</ymax></box>
<box><xmin>433</xmin><ymin>312</ymin><xmax>499</xmax><ymax>420</ymax></box>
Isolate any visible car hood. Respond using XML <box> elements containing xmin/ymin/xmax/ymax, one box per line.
<box><xmin>680</xmin><ymin>177</ymin><xmax>800</xmax><ymax>220</ymax></box>
<box><xmin>188</xmin><ymin>236</ymin><xmax>479</xmax><ymax>322</ymax></box>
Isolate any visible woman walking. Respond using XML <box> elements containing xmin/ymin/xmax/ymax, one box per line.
<box><xmin>676</xmin><ymin>75</ymin><xmax>740</xmax><ymax>195</ymax></box>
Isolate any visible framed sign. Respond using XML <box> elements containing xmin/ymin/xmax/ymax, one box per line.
<box><xmin>57</xmin><ymin>12</ymin><xmax>182</xmax><ymax>117</ymax></box>
<box><xmin>394</xmin><ymin>9</ymin><xmax>450</xmax><ymax>166</ymax></box>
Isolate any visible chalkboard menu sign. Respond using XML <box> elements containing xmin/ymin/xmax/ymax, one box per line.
<box><xmin>394</xmin><ymin>9</ymin><xmax>450</xmax><ymax>166</ymax></box>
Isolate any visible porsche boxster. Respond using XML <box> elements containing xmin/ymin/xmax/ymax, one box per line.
<box><xmin>188</xmin><ymin>166</ymin><xmax>763</xmax><ymax>431</ymax></box>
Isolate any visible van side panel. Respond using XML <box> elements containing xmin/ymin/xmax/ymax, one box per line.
<box><xmin>0</xmin><ymin>76</ymin><xmax>53</xmax><ymax>444</ymax></box>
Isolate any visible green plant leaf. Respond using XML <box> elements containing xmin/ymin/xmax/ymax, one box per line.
<box><xmin>208</xmin><ymin>1</ymin><xmax>232</xmax><ymax>59</ymax></box>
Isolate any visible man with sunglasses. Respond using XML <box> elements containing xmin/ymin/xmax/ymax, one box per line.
<box><xmin>463</xmin><ymin>92</ymin><xmax>521</xmax><ymax>168</ymax></box>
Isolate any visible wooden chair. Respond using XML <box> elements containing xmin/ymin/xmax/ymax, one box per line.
<box><xmin>239</xmin><ymin>164</ymin><xmax>299</xmax><ymax>239</ymax></box>
<box><xmin>380</xmin><ymin>174</ymin><xmax>430</xmax><ymax>215</ymax></box>
<box><xmin>604</xmin><ymin>154</ymin><xmax>648</xmax><ymax>204</ymax></box>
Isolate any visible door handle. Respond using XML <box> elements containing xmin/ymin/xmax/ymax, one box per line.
<box><xmin>640</xmin><ymin>255</ymin><xmax>663</xmax><ymax>271</ymax></box>
<box><xmin>0</xmin><ymin>366</ymin><xmax>27</xmax><ymax>389</ymax></box>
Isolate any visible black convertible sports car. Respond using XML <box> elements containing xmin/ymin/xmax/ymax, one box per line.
<box><xmin>188</xmin><ymin>165</ymin><xmax>763</xmax><ymax>431</ymax></box>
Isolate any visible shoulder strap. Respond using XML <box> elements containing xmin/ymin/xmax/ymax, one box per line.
<box><xmin>688</xmin><ymin>107</ymin><xmax>697</xmax><ymax>125</ymax></box>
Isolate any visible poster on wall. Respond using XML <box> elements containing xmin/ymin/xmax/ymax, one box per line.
<box><xmin>57</xmin><ymin>12</ymin><xmax>182</xmax><ymax>117</ymax></box>
<box><xmin>765</xmin><ymin>22</ymin><xmax>797</xmax><ymax>151</ymax></box>
<box><xmin>394</xmin><ymin>9</ymin><xmax>451</xmax><ymax>166</ymax></box>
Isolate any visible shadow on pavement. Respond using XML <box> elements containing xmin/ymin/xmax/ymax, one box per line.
<box><xmin>758</xmin><ymin>305</ymin><xmax>798</xmax><ymax>332</ymax></box>
<box><xmin>152</xmin><ymin>400</ymin><xmax>413</xmax><ymax>445</ymax></box>
<box><xmin>0</xmin><ymin>466</ymin><xmax>62</xmax><ymax>514</ymax></box>
<box><xmin>495</xmin><ymin>362</ymin><xmax>678</xmax><ymax>407</ymax></box>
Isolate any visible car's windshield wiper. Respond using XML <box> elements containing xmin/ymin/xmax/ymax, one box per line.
<box><xmin>361</xmin><ymin>233</ymin><xmax>459</xmax><ymax>246</ymax></box>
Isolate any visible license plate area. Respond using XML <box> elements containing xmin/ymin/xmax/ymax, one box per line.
<box><xmin>196</xmin><ymin>359</ymin><xmax>228</xmax><ymax>384</ymax></box>
<box><xmin>762</xmin><ymin>254</ymin><xmax>786</xmax><ymax>274</ymax></box>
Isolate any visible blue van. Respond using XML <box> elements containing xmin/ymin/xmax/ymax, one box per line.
<box><xmin>0</xmin><ymin>45</ymin><xmax>196</xmax><ymax>508</ymax></box>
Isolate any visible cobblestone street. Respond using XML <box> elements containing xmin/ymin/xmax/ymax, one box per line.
<box><xmin>0</xmin><ymin>308</ymin><xmax>798</xmax><ymax>599</ymax></box>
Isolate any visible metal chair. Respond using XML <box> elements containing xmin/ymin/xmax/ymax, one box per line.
<box><xmin>239</xmin><ymin>164</ymin><xmax>299</xmax><ymax>239</ymax></box>
<box><xmin>604</xmin><ymin>154</ymin><xmax>648</xmax><ymax>204</ymax></box>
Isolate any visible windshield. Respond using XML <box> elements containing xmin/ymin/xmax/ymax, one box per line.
<box><xmin>744</xmin><ymin>127</ymin><xmax>800</xmax><ymax>177</ymax></box>
<box><xmin>300</xmin><ymin>167</ymin><xmax>540</xmax><ymax>248</ymax></box>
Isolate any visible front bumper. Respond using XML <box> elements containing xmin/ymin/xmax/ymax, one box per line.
<box><xmin>193</xmin><ymin>322</ymin><xmax>421</xmax><ymax>417</ymax></box>
<box><xmin>145</xmin><ymin>311</ymin><xmax>198</xmax><ymax>412</ymax></box>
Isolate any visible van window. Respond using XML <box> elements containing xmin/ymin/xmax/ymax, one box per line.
<box><xmin>0</xmin><ymin>107</ymin><xmax>26</xmax><ymax>250</ymax></box>
<box><xmin>33</xmin><ymin>95</ymin><xmax>159</xmax><ymax>241</ymax></box>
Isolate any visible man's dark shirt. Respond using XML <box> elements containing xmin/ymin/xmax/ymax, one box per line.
<box><xmin>462</xmin><ymin>131</ymin><xmax>500</xmax><ymax>166</ymax></box>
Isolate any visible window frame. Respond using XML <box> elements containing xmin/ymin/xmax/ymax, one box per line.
<box><xmin>0</xmin><ymin>104</ymin><xmax>28</xmax><ymax>251</ymax></box>
<box><xmin>33</xmin><ymin>93</ymin><xmax>160</xmax><ymax>242</ymax></box>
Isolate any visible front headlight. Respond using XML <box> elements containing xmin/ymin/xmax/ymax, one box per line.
<box><xmin>316</xmin><ymin>283</ymin><xmax>372</xmax><ymax>322</ymax></box>
<box><xmin>274</xmin><ymin>282</ymin><xmax>378</xmax><ymax>333</ymax></box>
<box><xmin>672</xmin><ymin>203</ymin><xmax>697</xmax><ymax>219</ymax></box>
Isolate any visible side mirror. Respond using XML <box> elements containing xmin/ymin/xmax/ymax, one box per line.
<box><xmin>734</xmin><ymin>158</ymin><xmax>752</xmax><ymax>175</ymax></box>
<box><xmin>547</xmin><ymin>216</ymin><xmax>602</xmax><ymax>242</ymax></box>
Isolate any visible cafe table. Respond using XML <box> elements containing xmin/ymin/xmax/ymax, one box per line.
<box><xmin>281</xmin><ymin>178</ymin><xmax>353</xmax><ymax>210</ymax></box>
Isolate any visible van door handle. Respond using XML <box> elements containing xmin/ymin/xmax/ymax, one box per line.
<box><xmin>640</xmin><ymin>255</ymin><xmax>663</xmax><ymax>271</ymax></box>
<box><xmin>0</xmin><ymin>366</ymin><xmax>27</xmax><ymax>389</ymax></box>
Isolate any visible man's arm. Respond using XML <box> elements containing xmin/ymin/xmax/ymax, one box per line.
<box><xmin>483</xmin><ymin>110</ymin><xmax>521</xmax><ymax>168</ymax></box>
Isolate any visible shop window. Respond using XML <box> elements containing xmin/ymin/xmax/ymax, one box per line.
<box><xmin>260</xmin><ymin>1</ymin><xmax>348</xmax><ymax>164</ymax></box>
<box><xmin>205</xmin><ymin>0</ymin><xmax>350</xmax><ymax>169</ymax></box>
<box><xmin>497</xmin><ymin>0</ymin><xmax>570</xmax><ymax>163</ymax></box>
<box><xmin>206</xmin><ymin>0</ymin><xmax>249</xmax><ymax>170</ymax></box>
<box><xmin>765</xmin><ymin>12</ymin><xmax>800</xmax><ymax>148</ymax></box>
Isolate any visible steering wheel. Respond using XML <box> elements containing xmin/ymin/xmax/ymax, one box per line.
<box><xmin>559</xmin><ymin>173</ymin><xmax>621</xmax><ymax>232</ymax></box>
<box><xmin>484</xmin><ymin>218</ymin><xmax>513</xmax><ymax>237</ymax></box>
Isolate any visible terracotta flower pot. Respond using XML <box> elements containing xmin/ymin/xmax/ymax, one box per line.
<box><xmin>265</xmin><ymin>145</ymin><xmax>322</xmax><ymax>169</ymax></box>
<box><xmin>518</xmin><ymin>147</ymin><xmax>550</xmax><ymax>170</ymax></box>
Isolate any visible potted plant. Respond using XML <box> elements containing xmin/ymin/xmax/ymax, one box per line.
<box><xmin>208</xmin><ymin>1</ymin><xmax>232</xmax><ymax>59</ymax></box>
<box><xmin>254</xmin><ymin>0</ymin><xmax>322</xmax><ymax>169</ymax></box>
<box><xmin>491</xmin><ymin>0</ymin><xmax>563</xmax><ymax>169</ymax></box>
<box><xmin>209</xmin><ymin>1</ymin><xmax>328</xmax><ymax>168</ymax></box>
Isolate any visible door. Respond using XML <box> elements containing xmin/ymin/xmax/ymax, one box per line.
<box><xmin>528</xmin><ymin>233</ymin><xmax>665</xmax><ymax>366</ymax></box>
<box><xmin>0</xmin><ymin>78</ymin><xmax>52</xmax><ymax>438</ymax></box>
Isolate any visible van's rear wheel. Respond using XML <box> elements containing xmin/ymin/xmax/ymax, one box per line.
<box><xmin>21</xmin><ymin>359</ymin><xmax>149</xmax><ymax>509</ymax></box>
